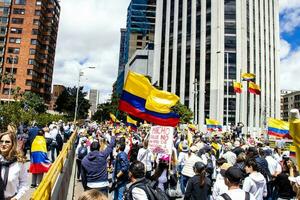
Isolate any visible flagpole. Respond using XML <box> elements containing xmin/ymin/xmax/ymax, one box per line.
<box><xmin>226</xmin><ymin>52</ymin><xmax>229</xmax><ymax>130</ymax></box>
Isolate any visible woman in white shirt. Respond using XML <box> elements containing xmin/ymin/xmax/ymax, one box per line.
<box><xmin>137</xmin><ymin>139</ymin><xmax>153</xmax><ymax>178</ymax></box>
<box><xmin>0</xmin><ymin>131</ymin><xmax>29</xmax><ymax>200</ymax></box>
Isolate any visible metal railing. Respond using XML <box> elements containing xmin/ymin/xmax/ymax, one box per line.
<box><xmin>31</xmin><ymin>130</ymin><xmax>77</xmax><ymax>200</ymax></box>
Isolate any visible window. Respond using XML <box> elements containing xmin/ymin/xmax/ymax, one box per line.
<box><xmin>0</xmin><ymin>26</ymin><xmax>6</xmax><ymax>34</ymax></box>
<box><xmin>0</xmin><ymin>17</ymin><xmax>8</xmax><ymax>23</ymax></box>
<box><xmin>137</xmin><ymin>35</ymin><xmax>143</xmax><ymax>40</ymax></box>
<box><xmin>0</xmin><ymin>36</ymin><xmax>5</xmax><ymax>43</ymax></box>
<box><xmin>15</xmin><ymin>0</ymin><xmax>26</xmax><ymax>5</ymax></box>
<box><xmin>31</xmin><ymin>39</ymin><xmax>37</xmax><ymax>45</ymax></box>
<box><xmin>33</xmin><ymin>19</ymin><xmax>39</xmax><ymax>26</ymax></box>
<box><xmin>32</xmin><ymin>29</ymin><xmax>38</xmax><ymax>35</ymax></box>
<box><xmin>35</xmin><ymin>10</ymin><xmax>41</xmax><ymax>16</ymax></box>
<box><xmin>13</xmin><ymin>8</ymin><xmax>25</xmax><ymax>15</ymax></box>
<box><xmin>136</xmin><ymin>41</ymin><xmax>142</xmax><ymax>46</ymax></box>
<box><xmin>9</xmin><ymin>37</ymin><xmax>21</xmax><ymax>44</ymax></box>
<box><xmin>6</xmin><ymin>56</ymin><xmax>18</xmax><ymax>64</ymax></box>
<box><xmin>0</xmin><ymin>7</ymin><xmax>9</xmax><ymax>15</ymax></box>
<box><xmin>10</xmin><ymin>28</ymin><xmax>22</xmax><ymax>34</ymax></box>
<box><xmin>36</xmin><ymin>0</ymin><xmax>42</xmax><ymax>6</ymax></box>
<box><xmin>7</xmin><ymin>47</ymin><xmax>20</xmax><ymax>54</ymax></box>
<box><xmin>5</xmin><ymin>68</ymin><xmax>17</xmax><ymax>74</ymax></box>
<box><xmin>29</xmin><ymin>48</ymin><xmax>36</xmax><ymax>55</ymax></box>
<box><xmin>11</xmin><ymin>18</ymin><xmax>24</xmax><ymax>24</ymax></box>
<box><xmin>28</xmin><ymin>59</ymin><xmax>36</xmax><ymax>65</ymax></box>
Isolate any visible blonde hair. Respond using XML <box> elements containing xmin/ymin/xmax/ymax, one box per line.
<box><xmin>0</xmin><ymin>132</ymin><xmax>26</xmax><ymax>163</ymax></box>
<box><xmin>78</xmin><ymin>189</ymin><xmax>108</xmax><ymax>200</ymax></box>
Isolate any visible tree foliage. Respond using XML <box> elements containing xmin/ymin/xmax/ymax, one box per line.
<box><xmin>20</xmin><ymin>91</ymin><xmax>47</xmax><ymax>113</ymax></box>
<box><xmin>172</xmin><ymin>102</ymin><xmax>194</xmax><ymax>124</ymax></box>
<box><xmin>55</xmin><ymin>86</ymin><xmax>91</xmax><ymax>119</ymax></box>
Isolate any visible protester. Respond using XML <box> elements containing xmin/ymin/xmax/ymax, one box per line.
<box><xmin>0</xmin><ymin>131</ymin><xmax>29</xmax><ymax>199</ymax></box>
<box><xmin>243</xmin><ymin>158</ymin><xmax>267</xmax><ymax>199</ymax></box>
<box><xmin>217</xmin><ymin>167</ymin><xmax>255</xmax><ymax>200</ymax></box>
<box><xmin>29</xmin><ymin>129</ymin><xmax>51</xmax><ymax>188</ymax></box>
<box><xmin>49</xmin><ymin>124</ymin><xmax>59</xmax><ymax>162</ymax></box>
<box><xmin>76</xmin><ymin>138</ymin><xmax>88</xmax><ymax>180</ymax></box>
<box><xmin>81</xmin><ymin>135</ymin><xmax>116</xmax><ymax>196</ymax></box>
<box><xmin>125</xmin><ymin>161</ymin><xmax>149</xmax><ymax>200</ymax></box>
<box><xmin>137</xmin><ymin>139</ymin><xmax>153</xmax><ymax>179</ymax></box>
<box><xmin>151</xmin><ymin>155</ymin><xmax>169</xmax><ymax>192</ymax></box>
<box><xmin>212</xmin><ymin>162</ymin><xmax>232</xmax><ymax>200</ymax></box>
<box><xmin>78</xmin><ymin>189</ymin><xmax>108</xmax><ymax>200</ymax></box>
<box><xmin>184</xmin><ymin>161</ymin><xmax>212</xmax><ymax>200</ymax></box>
<box><xmin>113</xmin><ymin>141</ymin><xmax>130</xmax><ymax>200</ymax></box>
<box><xmin>274</xmin><ymin>157</ymin><xmax>297</xmax><ymax>199</ymax></box>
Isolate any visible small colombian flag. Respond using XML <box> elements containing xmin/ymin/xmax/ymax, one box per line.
<box><xmin>127</xmin><ymin>115</ymin><xmax>138</xmax><ymax>131</ymax></box>
<box><xmin>206</xmin><ymin>119</ymin><xmax>222</xmax><ymax>131</ymax></box>
<box><xmin>233</xmin><ymin>82</ymin><xmax>242</xmax><ymax>93</ymax></box>
<box><xmin>248</xmin><ymin>82</ymin><xmax>261</xmax><ymax>95</ymax></box>
<box><xmin>242</xmin><ymin>73</ymin><xmax>256</xmax><ymax>81</ymax></box>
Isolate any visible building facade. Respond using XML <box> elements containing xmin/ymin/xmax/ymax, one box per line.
<box><xmin>88</xmin><ymin>89</ymin><xmax>100</xmax><ymax>117</ymax></box>
<box><xmin>115</xmin><ymin>0</ymin><xmax>156</xmax><ymax>95</ymax></box>
<box><xmin>281</xmin><ymin>90</ymin><xmax>299</xmax><ymax>121</ymax></box>
<box><xmin>153</xmin><ymin>0</ymin><xmax>281</xmax><ymax>130</ymax></box>
<box><xmin>124</xmin><ymin>43</ymin><xmax>154</xmax><ymax>79</ymax></box>
<box><xmin>0</xmin><ymin>0</ymin><xmax>60</xmax><ymax>102</ymax></box>
<box><xmin>49</xmin><ymin>84</ymin><xmax>65</xmax><ymax>110</ymax></box>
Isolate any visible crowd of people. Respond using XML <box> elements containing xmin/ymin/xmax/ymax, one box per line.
<box><xmin>0</xmin><ymin>121</ymin><xmax>73</xmax><ymax>199</ymax></box>
<box><xmin>74</xmin><ymin>121</ymin><xmax>300</xmax><ymax>200</ymax></box>
<box><xmin>1</xmin><ymin>119</ymin><xmax>300</xmax><ymax>200</ymax></box>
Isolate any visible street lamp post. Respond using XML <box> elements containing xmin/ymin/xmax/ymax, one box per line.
<box><xmin>73</xmin><ymin>66</ymin><xmax>95</xmax><ymax>123</ymax></box>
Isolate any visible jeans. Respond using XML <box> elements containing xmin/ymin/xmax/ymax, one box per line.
<box><xmin>76</xmin><ymin>159</ymin><xmax>82</xmax><ymax>179</ymax></box>
<box><xmin>32</xmin><ymin>173</ymin><xmax>44</xmax><ymax>186</ymax></box>
<box><xmin>180</xmin><ymin>175</ymin><xmax>190</xmax><ymax>193</ymax></box>
<box><xmin>50</xmin><ymin>145</ymin><xmax>57</xmax><ymax>162</ymax></box>
<box><xmin>113</xmin><ymin>183</ymin><xmax>126</xmax><ymax>200</ymax></box>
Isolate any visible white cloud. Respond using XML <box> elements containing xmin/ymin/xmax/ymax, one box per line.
<box><xmin>280</xmin><ymin>39</ymin><xmax>291</xmax><ymax>59</ymax></box>
<box><xmin>53</xmin><ymin>0</ymin><xmax>130</xmax><ymax>103</ymax></box>
<box><xmin>280</xmin><ymin>46</ymin><xmax>300</xmax><ymax>90</ymax></box>
<box><xmin>279</xmin><ymin>0</ymin><xmax>300</xmax><ymax>33</ymax></box>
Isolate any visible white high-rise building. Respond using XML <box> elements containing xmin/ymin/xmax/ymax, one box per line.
<box><xmin>153</xmin><ymin>0</ymin><xmax>280</xmax><ymax>130</ymax></box>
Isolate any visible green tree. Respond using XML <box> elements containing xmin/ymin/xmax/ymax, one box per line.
<box><xmin>20</xmin><ymin>91</ymin><xmax>47</xmax><ymax>113</ymax></box>
<box><xmin>172</xmin><ymin>102</ymin><xmax>193</xmax><ymax>124</ymax></box>
<box><xmin>55</xmin><ymin>86</ymin><xmax>91</xmax><ymax>119</ymax></box>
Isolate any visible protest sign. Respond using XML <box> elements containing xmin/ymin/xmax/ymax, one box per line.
<box><xmin>148</xmin><ymin>126</ymin><xmax>174</xmax><ymax>154</ymax></box>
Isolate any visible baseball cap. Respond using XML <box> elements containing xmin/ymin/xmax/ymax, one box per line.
<box><xmin>224</xmin><ymin>167</ymin><xmax>243</xmax><ymax>184</ymax></box>
<box><xmin>193</xmin><ymin>161</ymin><xmax>206</xmax><ymax>171</ymax></box>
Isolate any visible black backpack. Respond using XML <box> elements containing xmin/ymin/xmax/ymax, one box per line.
<box><xmin>125</xmin><ymin>179</ymin><xmax>169</xmax><ymax>200</ymax></box>
<box><xmin>78</xmin><ymin>146</ymin><xmax>88</xmax><ymax>160</ymax></box>
<box><xmin>221</xmin><ymin>192</ymin><xmax>250</xmax><ymax>200</ymax></box>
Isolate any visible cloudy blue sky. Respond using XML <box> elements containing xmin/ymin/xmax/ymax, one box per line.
<box><xmin>53</xmin><ymin>0</ymin><xmax>300</xmax><ymax>103</ymax></box>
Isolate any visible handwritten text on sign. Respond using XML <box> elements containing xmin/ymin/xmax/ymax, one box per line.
<box><xmin>149</xmin><ymin>126</ymin><xmax>174</xmax><ymax>154</ymax></box>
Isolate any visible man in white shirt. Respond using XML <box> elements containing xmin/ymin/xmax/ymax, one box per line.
<box><xmin>137</xmin><ymin>140</ymin><xmax>153</xmax><ymax>178</ymax></box>
<box><xmin>217</xmin><ymin>167</ymin><xmax>255</xmax><ymax>200</ymax></box>
<box><xmin>126</xmin><ymin>161</ymin><xmax>149</xmax><ymax>200</ymax></box>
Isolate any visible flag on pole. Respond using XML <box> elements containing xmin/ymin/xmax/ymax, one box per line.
<box><xmin>119</xmin><ymin>71</ymin><xmax>180</xmax><ymax>127</ymax></box>
<box><xmin>241</xmin><ymin>73</ymin><xmax>256</xmax><ymax>81</ymax></box>
<box><xmin>233</xmin><ymin>82</ymin><xmax>242</xmax><ymax>93</ymax></box>
<box><xmin>127</xmin><ymin>115</ymin><xmax>137</xmax><ymax>131</ymax></box>
<box><xmin>206</xmin><ymin>119</ymin><xmax>222</xmax><ymax>131</ymax></box>
<box><xmin>109</xmin><ymin>113</ymin><xmax>120</xmax><ymax>123</ymax></box>
<box><xmin>289</xmin><ymin>113</ymin><xmax>300</xmax><ymax>168</ymax></box>
<box><xmin>248</xmin><ymin>82</ymin><xmax>261</xmax><ymax>95</ymax></box>
<box><xmin>267</xmin><ymin>118</ymin><xmax>289</xmax><ymax>138</ymax></box>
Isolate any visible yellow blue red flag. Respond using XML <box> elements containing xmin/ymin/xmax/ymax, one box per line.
<box><xmin>268</xmin><ymin>118</ymin><xmax>289</xmax><ymax>138</ymax></box>
<box><xmin>119</xmin><ymin>71</ymin><xmax>180</xmax><ymax>127</ymax></box>
<box><xmin>206</xmin><ymin>119</ymin><xmax>222</xmax><ymax>131</ymax></box>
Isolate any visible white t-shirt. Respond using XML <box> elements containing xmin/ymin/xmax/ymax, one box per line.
<box><xmin>216</xmin><ymin>188</ymin><xmax>256</xmax><ymax>200</ymax></box>
<box><xmin>212</xmin><ymin>174</ymin><xmax>228</xmax><ymax>200</ymax></box>
<box><xmin>158</xmin><ymin>169</ymin><xmax>168</xmax><ymax>191</ymax></box>
<box><xmin>132</xmin><ymin>187</ymin><xmax>149</xmax><ymax>200</ymax></box>
<box><xmin>265</xmin><ymin>155</ymin><xmax>281</xmax><ymax>176</ymax></box>
<box><xmin>137</xmin><ymin>148</ymin><xmax>153</xmax><ymax>172</ymax></box>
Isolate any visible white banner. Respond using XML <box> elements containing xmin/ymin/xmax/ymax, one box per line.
<box><xmin>148</xmin><ymin>126</ymin><xmax>174</xmax><ymax>154</ymax></box>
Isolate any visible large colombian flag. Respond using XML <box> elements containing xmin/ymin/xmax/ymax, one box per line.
<box><xmin>267</xmin><ymin>118</ymin><xmax>289</xmax><ymax>138</ymax></box>
<box><xmin>29</xmin><ymin>135</ymin><xmax>51</xmax><ymax>174</ymax></box>
<box><xmin>248</xmin><ymin>82</ymin><xmax>261</xmax><ymax>95</ymax></box>
<box><xmin>127</xmin><ymin>115</ymin><xmax>138</xmax><ymax>131</ymax></box>
<box><xmin>206</xmin><ymin>119</ymin><xmax>222</xmax><ymax>131</ymax></box>
<box><xmin>119</xmin><ymin>71</ymin><xmax>180</xmax><ymax>127</ymax></box>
